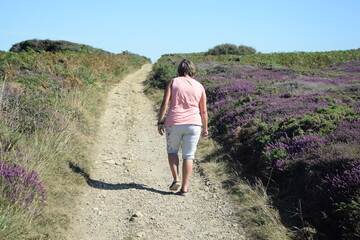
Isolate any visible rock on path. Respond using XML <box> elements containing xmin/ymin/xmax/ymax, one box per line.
<box><xmin>69</xmin><ymin>64</ymin><xmax>246</xmax><ymax>240</ymax></box>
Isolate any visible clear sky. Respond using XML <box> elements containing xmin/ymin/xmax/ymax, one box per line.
<box><xmin>1</xmin><ymin>0</ymin><xmax>359</xmax><ymax>62</ymax></box>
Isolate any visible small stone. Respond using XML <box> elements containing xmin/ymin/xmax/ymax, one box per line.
<box><xmin>134</xmin><ymin>211</ymin><xmax>143</xmax><ymax>217</ymax></box>
<box><xmin>136</xmin><ymin>232</ymin><xmax>145</xmax><ymax>237</ymax></box>
<box><xmin>129</xmin><ymin>211</ymin><xmax>143</xmax><ymax>222</ymax></box>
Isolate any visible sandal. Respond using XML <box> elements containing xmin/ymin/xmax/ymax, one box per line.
<box><xmin>180</xmin><ymin>189</ymin><xmax>188</xmax><ymax>196</ymax></box>
<box><xmin>169</xmin><ymin>181</ymin><xmax>181</xmax><ymax>191</ymax></box>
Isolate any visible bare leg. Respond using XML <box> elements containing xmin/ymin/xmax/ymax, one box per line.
<box><xmin>168</xmin><ymin>153</ymin><xmax>179</xmax><ymax>181</ymax></box>
<box><xmin>181</xmin><ymin>159</ymin><xmax>193</xmax><ymax>192</ymax></box>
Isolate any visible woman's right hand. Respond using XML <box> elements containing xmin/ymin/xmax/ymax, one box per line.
<box><xmin>158</xmin><ymin>123</ymin><xmax>165</xmax><ymax>135</ymax></box>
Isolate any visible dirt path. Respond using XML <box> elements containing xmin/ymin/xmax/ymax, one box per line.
<box><xmin>69</xmin><ymin>64</ymin><xmax>246</xmax><ymax>240</ymax></box>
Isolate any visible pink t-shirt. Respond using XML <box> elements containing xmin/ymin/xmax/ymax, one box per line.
<box><xmin>165</xmin><ymin>77</ymin><xmax>204</xmax><ymax>126</ymax></box>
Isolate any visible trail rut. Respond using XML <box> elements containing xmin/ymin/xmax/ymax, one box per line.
<box><xmin>69</xmin><ymin>64</ymin><xmax>246</xmax><ymax>240</ymax></box>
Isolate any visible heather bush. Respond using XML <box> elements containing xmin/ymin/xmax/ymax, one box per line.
<box><xmin>0</xmin><ymin>160</ymin><xmax>47</xmax><ymax>214</ymax></box>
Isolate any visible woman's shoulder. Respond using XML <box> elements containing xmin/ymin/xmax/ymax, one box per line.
<box><xmin>187</xmin><ymin>77</ymin><xmax>202</xmax><ymax>84</ymax></box>
<box><xmin>191</xmin><ymin>78</ymin><xmax>205</xmax><ymax>89</ymax></box>
<box><xmin>172</xmin><ymin>77</ymin><xmax>182</xmax><ymax>84</ymax></box>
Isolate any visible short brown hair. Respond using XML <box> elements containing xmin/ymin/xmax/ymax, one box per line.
<box><xmin>177</xmin><ymin>59</ymin><xmax>196</xmax><ymax>77</ymax></box>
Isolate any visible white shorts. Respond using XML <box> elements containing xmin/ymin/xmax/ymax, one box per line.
<box><xmin>166</xmin><ymin>125</ymin><xmax>201</xmax><ymax>159</ymax></box>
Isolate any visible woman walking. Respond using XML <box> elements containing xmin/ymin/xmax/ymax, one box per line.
<box><xmin>157</xmin><ymin>59</ymin><xmax>208</xmax><ymax>196</ymax></box>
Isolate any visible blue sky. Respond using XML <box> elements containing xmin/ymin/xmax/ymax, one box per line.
<box><xmin>1</xmin><ymin>0</ymin><xmax>359</xmax><ymax>62</ymax></box>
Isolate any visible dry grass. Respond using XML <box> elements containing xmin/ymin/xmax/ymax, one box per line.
<box><xmin>144</xmin><ymin>85</ymin><xmax>163</xmax><ymax>108</ymax></box>
<box><xmin>196</xmin><ymin>138</ymin><xmax>290</xmax><ymax>240</ymax></box>
<box><xmin>0</xmin><ymin>202</ymin><xmax>34</xmax><ymax>240</ymax></box>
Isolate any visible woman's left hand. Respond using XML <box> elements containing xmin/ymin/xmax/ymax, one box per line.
<box><xmin>201</xmin><ymin>129</ymin><xmax>208</xmax><ymax>138</ymax></box>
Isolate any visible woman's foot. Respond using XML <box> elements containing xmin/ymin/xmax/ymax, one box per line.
<box><xmin>169</xmin><ymin>181</ymin><xmax>181</xmax><ymax>191</ymax></box>
<box><xmin>180</xmin><ymin>189</ymin><xmax>188</xmax><ymax>196</ymax></box>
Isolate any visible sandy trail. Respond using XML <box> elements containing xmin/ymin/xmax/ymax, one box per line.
<box><xmin>69</xmin><ymin>64</ymin><xmax>245</xmax><ymax>240</ymax></box>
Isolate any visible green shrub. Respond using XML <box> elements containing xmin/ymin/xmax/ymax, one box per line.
<box><xmin>146</xmin><ymin>61</ymin><xmax>177</xmax><ymax>89</ymax></box>
<box><xmin>238</xmin><ymin>45</ymin><xmax>257</xmax><ymax>55</ymax></box>
<box><xmin>205</xmin><ymin>44</ymin><xmax>257</xmax><ymax>56</ymax></box>
<box><xmin>206</xmin><ymin>44</ymin><xmax>238</xmax><ymax>55</ymax></box>
<box><xmin>9</xmin><ymin>39</ymin><xmax>112</xmax><ymax>55</ymax></box>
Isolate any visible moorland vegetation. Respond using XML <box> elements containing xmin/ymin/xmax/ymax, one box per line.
<box><xmin>146</xmin><ymin>44</ymin><xmax>360</xmax><ymax>240</ymax></box>
<box><xmin>1</xmin><ymin>39</ymin><xmax>358</xmax><ymax>240</ymax></box>
<box><xmin>0</xmin><ymin>39</ymin><xmax>149</xmax><ymax>239</ymax></box>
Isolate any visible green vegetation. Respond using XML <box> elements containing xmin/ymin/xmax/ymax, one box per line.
<box><xmin>147</xmin><ymin>47</ymin><xmax>360</xmax><ymax>240</ymax></box>
<box><xmin>238</xmin><ymin>49</ymin><xmax>360</xmax><ymax>69</ymax></box>
<box><xmin>9</xmin><ymin>39</ymin><xmax>112</xmax><ymax>55</ymax></box>
<box><xmin>205</xmin><ymin>43</ymin><xmax>256</xmax><ymax>56</ymax></box>
<box><xmin>0</xmin><ymin>41</ymin><xmax>150</xmax><ymax>239</ymax></box>
<box><xmin>148</xmin><ymin>49</ymin><xmax>360</xmax><ymax>87</ymax></box>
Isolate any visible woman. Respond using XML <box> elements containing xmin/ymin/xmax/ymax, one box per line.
<box><xmin>157</xmin><ymin>59</ymin><xmax>208</xmax><ymax>196</ymax></box>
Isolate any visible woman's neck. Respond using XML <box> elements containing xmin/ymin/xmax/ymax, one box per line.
<box><xmin>182</xmin><ymin>75</ymin><xmax>191</xmax><ymax>78</ymax></box>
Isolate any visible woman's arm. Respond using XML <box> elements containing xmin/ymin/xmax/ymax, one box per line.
<box><xmin>157</xmin><ymin>80</ymin><xmax>172</xmax><ymax>135</ymax></box>
<box><xmin>199</xmin><ymin>88</ymin><xmax>208</xmax><ymax>138</ymax></box>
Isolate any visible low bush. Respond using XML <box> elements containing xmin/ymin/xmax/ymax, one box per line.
<box><xmin>145</xmin><ymin>57</ymin><xmax>178</xmax><ymax>89</ymax></box>
<box><xmin>205</xmin><ymin>44</ymin><xmax>256</xmax><ymax>56</ymax></box>
<box><xmin>9</xmin><ymin>39</ymin><xmax>112</xmax><ymax>55</ymax></box>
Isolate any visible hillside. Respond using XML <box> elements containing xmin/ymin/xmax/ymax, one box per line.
<box><xmin>0</xmin><ymin>41</ymin><xmax>149</xmax><ymax>239</ymax></box>
<box><xmin>147</xmin><ymin>49</ymin><xmax>360</xmax><ymax>240</ymax></box>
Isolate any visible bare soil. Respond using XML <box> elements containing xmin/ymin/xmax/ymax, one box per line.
<box><xmin>69</xmin><ymin>64</ymin><xmax>246</xmax><ymax>240</ymax></box>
